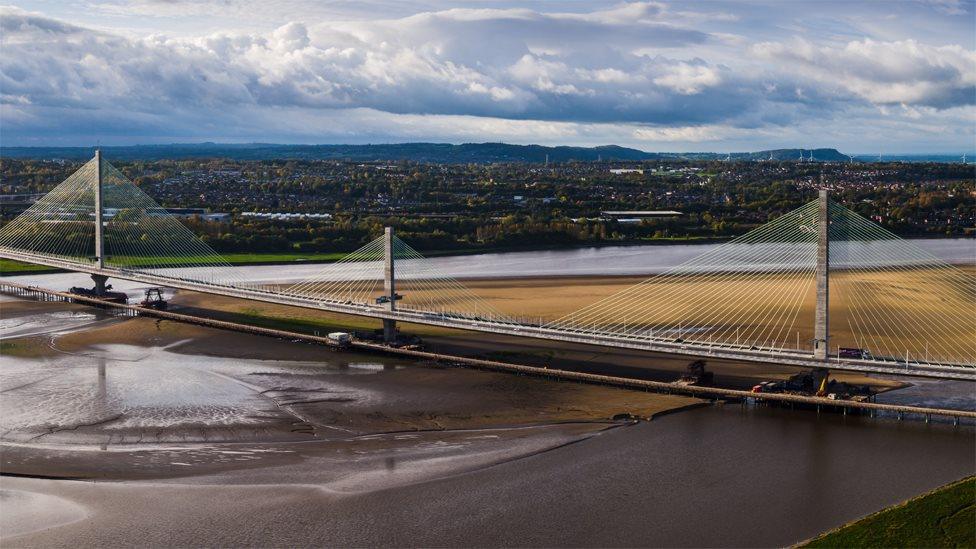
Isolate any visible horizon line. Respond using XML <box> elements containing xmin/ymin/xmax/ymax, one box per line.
<box><xmin>1</xmin><ymin>141</ymin><xmax>974</xmax><ymax>157</ymax></box>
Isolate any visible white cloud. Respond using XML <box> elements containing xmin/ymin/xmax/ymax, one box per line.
<box><xmin>753</xmin><ymin>38</ymin><xmax>976</xmax><ymax>109</ymax></box>
<box><xmin>0</xmin><ymin>1</ymin><xmax>973</xmax><ymax>151</ymax></box>
<box><xmin>652</xmin><ymin>62</ymin><xmax>721</xmax><ymax>94</ymax></box>
<box><xmin>632</xmin><ymin>124</ymin><xmax>745</xmax><ymax>142</ymax></box>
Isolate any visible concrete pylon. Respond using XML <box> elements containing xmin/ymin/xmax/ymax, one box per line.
<box><xmin>813</xmin><ymin>189</ymin><xmax>829</xmax><ymax>360</ymax></box>
<box><xmin>382</xmin><ymin>227</ymin><xmax>397</xmax><ymax>344</ymax></box>
<box><xmin>92</xmin><ymin>150</ymin><xmax>108</xmax><ymax>295</ymax></box>
<box><xmin>94</xmin><ymin>150</ymin><xmax>104</xmax><ymax>270</ymax></box>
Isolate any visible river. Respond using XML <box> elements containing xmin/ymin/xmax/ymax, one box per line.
<box><xmin>3</xmin><ymin>401</ymin><xmax>973</xmax><ymax>547</ymax></box>
<box><xmin>6</xmin><ymin>237</ymin><xmax>973</xmax><ymax>290</ymax></box>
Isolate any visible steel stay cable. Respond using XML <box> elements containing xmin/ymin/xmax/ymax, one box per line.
<box><xmin>288</xmin><ymin>237</ymin><xmax>383</xmax><ymax>297</ymax></box>
<box><xmin>836</xmin><ymin>235</ymin><xmax>974</xmax><ymax>365</ymax></box>
<box><xmin>829</xmin><ymin>213</ymin><xmax>962</xmax><ymax>365</ymax></box>
<box><xmin>601</xmin><ymin>211</ymin><xmax>818</xmax><ymax>339</ymax></box>
<box><xmin>834</xmin><ymin>244</ymin><xmax>952</xmax><ymax>365</ymax></box>
<box><xmin>835</xmin><ymin>208</ymin><xmax>975</xmax><ymax>363</ymax></box>
<box><xmin>545</xmin><ymin>201</ymin><xmax>819</xmax><ymax>332</ymax></box>
<box><xmin>289</xmin><ymin>239</ymin><xmax>381</xmax><ymax>299</ymax></box>
<box><xmin>649</xmin><ymin>232</ymin><xmax>817</xmax><ymax>345</ymax></box>
<box><xmin>394</xmin><ymin>239</ymin><xmax>510</xmax><ymax>319</ymax></box>
<box><xmin>706</xmin><ymin>236</ymin><xmax>818</xmax><ymax>348</ymax></box>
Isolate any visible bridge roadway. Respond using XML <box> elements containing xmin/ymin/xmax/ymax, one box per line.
<box><xmin>3</xmin><ymin>248</ymin><xmax>974</xmax><ymax>381</ymax></box>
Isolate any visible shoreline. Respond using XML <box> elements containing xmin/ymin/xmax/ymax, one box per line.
<box><xmin>0</xmin><ymin>421</ymin><xmax>629</xmax><ymax>483</ymax></box>
<box><xmin>798</xmin><ymin>475</ymin><xmax>976</xmax><ymax>547</ymax></box>
<box><xmin>0</xmin><ymin>295</ymin><xmax>705</xmax><ymax>469</ymax></box>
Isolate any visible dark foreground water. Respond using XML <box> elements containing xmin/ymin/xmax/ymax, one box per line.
<box><xmin>5</xmin><ymin>404</ymin><xmax>972</xmax><ymax>547</ymax></box>
<box><xmin>320</xmin><ymin>405</ymin><xmax>974</xmax><ymax>547</ymax></box>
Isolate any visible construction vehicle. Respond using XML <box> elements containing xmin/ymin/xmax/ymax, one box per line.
<box><xmin>815</xmin><ymin>369</ymin><xmax>829</xmax><ymax>397</ymax></box>
<box><xmin>750</xmin><ymin>367</ymin><xmax>874</xmax><ymax>402</ymax></box>
<box><xmin>139</xmin><ymin>288</ymin><xmax>167</xmax><ymax>310</ymax></box>
<box><xmin>69</xmin><ymin>284</ymin><xmax>128</xmax><ymax>304</ymax></box>
<box><xmin>676</xmin><ymin>360</ymin><xmax>713</xmax><ymax>386</ymax></box>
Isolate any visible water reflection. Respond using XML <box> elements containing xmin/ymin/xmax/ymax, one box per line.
<box><xmin>0</xmin><ymin>344</ymin><xmax>408</xmax><ymax>443</ymax></box>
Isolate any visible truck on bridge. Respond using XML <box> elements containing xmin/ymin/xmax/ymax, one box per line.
<box><xmin>839</xmin><ymin>347</ymin><xmax>873</xmax><ymax>360</ymax></box>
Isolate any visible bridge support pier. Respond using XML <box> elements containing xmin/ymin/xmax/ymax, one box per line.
<box><xmin>813</xmin><ymin>189</ymin><xmax>830</xmax><ymax>361</ymax></box>
<box><xmin>382</xmin><ymin>227</ymin><xmax>397</xmax><ymax>345</ymax></box>
<box><xmin>91</xmin><ymin>274</ymin><xmax>109</xmax><ymax>295</ymax></box>
<box><xmin>383</xmin><ymin>319</ymin><xmax>396</xmax><ymax>345</ymax></box>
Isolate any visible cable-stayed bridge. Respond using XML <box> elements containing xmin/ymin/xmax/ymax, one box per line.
<box><xmin>1</xmin><ymin>153</ymin><xmax>974</xmax><ymax>380</ymax></box>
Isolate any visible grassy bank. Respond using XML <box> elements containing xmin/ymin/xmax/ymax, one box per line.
<box><xmin>0</xmin><ymin>258</ymin><xmax>63</xmax><ymax>275</ymax></box>
<box><xmin>803</xmin><ymin>476</ymin><xmax>975</xmax><ymax>548</ymax></box>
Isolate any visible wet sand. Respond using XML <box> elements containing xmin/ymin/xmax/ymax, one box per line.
<box><xmin>0</xmin><ymin>487</ymin><xmax>88</xmax><ymax>539</ymax></box>
<box><xmin>1</xmin><ymin>296</ymin><xmax>701</xmax><ymax>460</ymax></box>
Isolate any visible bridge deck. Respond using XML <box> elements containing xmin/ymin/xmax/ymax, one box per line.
<box><xmin>2</xmin><ymin>248</ymin><xmax>973</xmax><ymax>381</ymax></box>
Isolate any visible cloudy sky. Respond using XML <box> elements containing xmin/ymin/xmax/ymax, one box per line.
<box><xmin>1</xmin><ymin>0</ymin><xmax>974</xmax><ymax>152</ymax></box>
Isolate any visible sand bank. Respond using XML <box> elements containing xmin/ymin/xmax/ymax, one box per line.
<box><xmin>0</xmin><ymin>487</ymin><xmax>89</xmax><ymax>538</ymax></box>
<box><xmin>2</xmin><ymin>295</ymin><xmax>702</xmax><ymax>472</ymax></box>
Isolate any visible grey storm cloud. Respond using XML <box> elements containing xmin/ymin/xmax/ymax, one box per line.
<box><xmin>0</xmin><ymin>2</ymin><xmax>973</xmax><ymax>148</ymax></box>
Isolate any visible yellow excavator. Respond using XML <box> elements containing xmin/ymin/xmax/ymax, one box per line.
<box><xmin>815</xmin><ymin>370</ymin><xmax>830</xmax><ymax>397</ymax></box>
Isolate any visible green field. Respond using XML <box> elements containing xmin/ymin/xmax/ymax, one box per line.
<box><xmin>0</xmin><ymin>259</ymin><xmax>57</xmax><ymax>274</ymax></box>
<box><xmin>804</xmin><ymin>476</ymin><xmax>975</xmax><ymax>548</ymax></box>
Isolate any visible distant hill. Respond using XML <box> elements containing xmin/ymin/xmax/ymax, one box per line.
<box><xmin>0</xmin><ymin>142</ymin><xmax>856</xmax><ymax>163</ymax></box>
<box><xmin>734</xmin><ymin>148</ymin><xmax>851</xmax><ymax>162</ymax></box>
<box><xmin>0</xmin><ymin>142</ymin><xmax>654</xmax><ymax>163</ymax></box>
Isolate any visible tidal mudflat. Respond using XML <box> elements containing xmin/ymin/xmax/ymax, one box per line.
<box><xmin>1</xmin><ymin>296</ymin><xmax>702</xmax><ymax>540</ymax></box>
